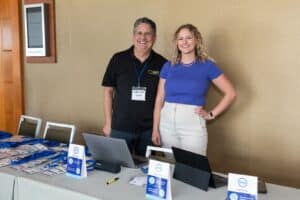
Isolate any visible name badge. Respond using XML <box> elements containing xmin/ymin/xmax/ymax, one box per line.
<box><xmin>131</xmin><ymin>86</ymin><xmax>146</xmax><ymax>101</ymax></box>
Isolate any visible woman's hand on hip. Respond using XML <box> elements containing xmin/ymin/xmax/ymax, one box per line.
<box><xmin>195</xmin><ymin>107</ymin><xmax>214</xmax><ymax>120</ymax></box>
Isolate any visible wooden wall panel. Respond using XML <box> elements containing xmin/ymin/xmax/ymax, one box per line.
<box><xmin>1</xmin><ymin>20</ymin><xmax>12</xmax><ymax>50</ymax></box>
<box><xmin>0</xmin><ymin>0</ymin><xmax>10</xmax><ymax>19</ymax></box>
<box><xmin>2</xmin><ymin>52</ymin><xmax>13</xmax><ymax>83</ymax></box>
<box><xmin>0</xmin><ymin>0</ymin><xmax>23</xmax><ymax>133</ymax></box>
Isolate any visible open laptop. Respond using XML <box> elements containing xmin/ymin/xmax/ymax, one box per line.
<box><xmin>83</xmin><ymin>133</ymin><xmax>147</xmax><ymax>168</ymax></box>
<box><xmin>172</xmin><ymin>146</ymin><xmax>227</xmax><ymax>190</ymax></box>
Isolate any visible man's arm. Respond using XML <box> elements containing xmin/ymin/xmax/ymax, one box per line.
<box><xmin>103</xmin><ymin>86</ymin><xmax>114</xmax><ymax>136</ymax></box>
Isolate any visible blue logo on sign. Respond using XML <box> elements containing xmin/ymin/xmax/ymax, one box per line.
<box><xmin>146</xmin><ymin>175</ymin><xmax>168</xmax><ymax>199</ymax></box>
<box><xmin>74</xmin><ymin>146</ymin><xmax>79</xmax><ymax>154</ymax></box>
<box><xmin>238</xmin><ymin>178</ymin><xmax>248</xmax><ymax>188</ymax></box>
<box><xmin>155</xmin><ymin>163</ymin><xmax>162</xmax><ymax>172</ymax></box>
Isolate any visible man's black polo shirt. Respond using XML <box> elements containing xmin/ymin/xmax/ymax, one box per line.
<box><xmin>102</xmin><ymin>46</ymin><xmax>167</xmax><ymax>133</ymax></box>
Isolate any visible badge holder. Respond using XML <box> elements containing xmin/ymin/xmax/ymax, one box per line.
<box><xmin>131</xmin><ymin>86</ymin><xmax>146</xmax><ymax>101</ymax></box>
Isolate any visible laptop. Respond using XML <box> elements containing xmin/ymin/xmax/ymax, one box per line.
<box><xmin>172</xmin><ymin>146</ymin><xmax>227</xmax><ymax>191</ymax></box>
<box><xmin>83</xmin><ymin>133</ymin><xmax>147</xmax><ymax>168</ymax></box>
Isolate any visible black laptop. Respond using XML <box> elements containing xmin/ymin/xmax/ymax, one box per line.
<box><xmin>172</xmin><ymin>147</ymin><xmax>227</xmax><ymax>191</ymax></box>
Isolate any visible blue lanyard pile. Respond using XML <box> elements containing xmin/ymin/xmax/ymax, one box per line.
<box><xmin>41</xmin><ymin>140</ymin><xmax>62</xmax><ymax>147</ymax></box>
<box><xmin>11</xmin><ymin>150</ymin><xmax>56</xmax><ymax>165</ymax></box>
<box><xmin>45</xmin><ymin>150</ymin><xmax>95</xmax><ymax>171</ymax></box>
<box><xmin>44</xmin><ymin>151</ymin><xmax>68</xmax><ymax>168</ymax></box>
<box><xmin>0</xmin><ymin>138</ymin><xmax>46</xmax><ymax>149</ymax></box>
<box><xmin>84</xmin><ymin>146</ymin><xmax>95</xmax><ymax>171</ymax></box>
<box><xmin>0</xmin><ymin>131</ymin><xmax>12</xmax><ymax>140</ymax></box>
<box><xmin>86</xmin><ymin>160</ymin><xmax>95</xmax><ymax>171</ymax></box>
<box><xmin>85</xmin><ymin>146</ymin><xmax>92</xmax><ymax>157</ymax></box>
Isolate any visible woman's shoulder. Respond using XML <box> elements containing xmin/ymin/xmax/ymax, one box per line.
<box><xmin>162</xmin><ymin>60</ymin><xmax>172</xmax><ymax>68</ymax></box>
<box><xmin>197</xmin><ymin>59</ymin><xmax>219</xmax><ymax>68</ymax></box>
<box><xmin>160</xmin><ymin>61</ymin><xmax>173</xmax><ymax>78</ymax></box>
<box><xmin>199</xmin><ymin>59</ymin><xmax>216</xmax><ymax>65</ymax></box>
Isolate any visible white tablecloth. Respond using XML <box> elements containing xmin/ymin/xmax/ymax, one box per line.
<box><xmin>1</xmin><ymin>166</ymin><xmax>299</xmax><ymax>200</ymax></box>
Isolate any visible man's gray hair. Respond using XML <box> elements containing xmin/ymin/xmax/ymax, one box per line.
<box><xmin>133</xmin><ymin>17</ymin><xmax>156</xmax><ymax>34</ymax></box>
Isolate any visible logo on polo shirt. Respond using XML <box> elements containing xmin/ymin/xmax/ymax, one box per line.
<box><xmin>147</xmin><ymin>69</ymin><xmax>160</xmax><ymax>76</ymax></box>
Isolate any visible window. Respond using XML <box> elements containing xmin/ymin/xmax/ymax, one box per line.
<box><xmin>24</xmin><ymin>0</ymin><xmax>56</xmax><ymax>63</ymax></box>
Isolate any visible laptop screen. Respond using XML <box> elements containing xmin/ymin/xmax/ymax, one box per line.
<box><xmin>83</xmin><ymin>133</ymin><xmax>136</xmax><ymax>168</ymax></box>
<box><xmin>172</xmin><ymin>146</ymin><xmax>212</xmax><ymax>172</ymax></box>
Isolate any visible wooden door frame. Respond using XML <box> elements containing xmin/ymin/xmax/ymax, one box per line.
<box><xmin>0</xmin><ymin>0</ymin><xmax>24</xmax><ymax>133</ymax></box>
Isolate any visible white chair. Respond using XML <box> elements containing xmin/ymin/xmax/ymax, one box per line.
<box><xmin>17</xmin><ymin>115</ymin><xmax>42</xmax><ymax>138</ymax></box>
<box><xmin>43</xmin><ymin>121</ymin><xmax>76</xmax><ymax>144</ymax></box>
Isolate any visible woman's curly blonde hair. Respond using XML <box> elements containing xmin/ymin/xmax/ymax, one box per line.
<box><xmin>171</xmin><ymin>24</ymin><xmax>214</xmax><ymax>65</ymax></box>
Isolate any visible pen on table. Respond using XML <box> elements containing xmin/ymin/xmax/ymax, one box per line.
<box><xmin>106</xmin><ymin>177</ymin><xmax>119</xmax><ymax>185</ymax></box>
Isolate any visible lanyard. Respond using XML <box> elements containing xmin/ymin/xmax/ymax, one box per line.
<box><xmin>0</xmin><ymin>131</ymin><xmax>12</xmax><ymax>140</ymax></box>
<box><xmin>0</xmin><ymin>138</ymin><xmax>45</xmax><ymax>149</ymax></box>
<box><xmin>133</xmin><ymin>57</ymin><xmax>151</xmax><ymax>87</ymax></box>
<box><xmin>10</xmin><ymin>150</ymin><xmax>56</xmax><ymax>165</ymax></box>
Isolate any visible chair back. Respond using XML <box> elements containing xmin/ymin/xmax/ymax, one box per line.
<box><xmin>43</xmin><ymin>122</ymin><xmax>76</xmax><ymax>144</ymax></box>
<box><xmin>17</xmin><ymin>115</ymin><xmax>42</xmax><ymax>137</ymax></box>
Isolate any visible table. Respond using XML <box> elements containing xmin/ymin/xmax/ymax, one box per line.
<box><xmin>1</xmin><ymin>166</ymin><xmax>300</xmax><ymax>200</ymax></box>
<box><xmin>0</xmin><ymin>170</ymin><xmax>15</xmax><ymax>200</ymax></box>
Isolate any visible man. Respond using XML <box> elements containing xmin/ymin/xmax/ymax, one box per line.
<box><xmin>101</xmin><ymin>17</ymin><xmax>167</xmax><ymax>156</ymax></box>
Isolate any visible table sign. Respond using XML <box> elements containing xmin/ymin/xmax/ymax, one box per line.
<box><xmin>146</xmin><ymin>159</ymin><xmax>172</xmax><ymax>200</ymax></box>
<box><xmin>227</xmin><ymin>173</ymin><xmax>258</xmax><ymax>200</ymax></box>
<box><xmin>66</xmin><ymin>144</ymin><xmax>87</xmax><ymax>178</ymax></box>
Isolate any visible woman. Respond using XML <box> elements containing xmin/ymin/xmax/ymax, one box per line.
<box><xmin>152</xmin><ymin>24</ymin><xmax>236</xmax><ymax>155</ymax></box>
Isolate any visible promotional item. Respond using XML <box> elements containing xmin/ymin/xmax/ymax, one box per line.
<box><xmin>227</xmin><ymin>173</ymin><xmax>258</xmax><ymax>200</ymax></box>
<box><xmin>106</xmin><ymin>177</ymin><xmax>119</xmax><ymax>185</ymax></box>
<box><xmin>66</xmin><ymin>144</ymin><xmax>87</xmax><ymax>178</ymax></box>
<box><xmin>146</xmin><ymin>159</ymin><xmax>172</xmax><ymax>200</ymax></box>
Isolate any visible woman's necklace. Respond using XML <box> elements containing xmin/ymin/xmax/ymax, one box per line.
<box><xmin>181</xmin><ymin>59</ymin><xmax>196</xmax><ymax>67</ymax></box>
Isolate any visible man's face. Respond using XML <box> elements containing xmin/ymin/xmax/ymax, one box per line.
<box><xmin>132</xmin><ymin>23</ymin><xmax>156</xmax><ymax>54</ymax></box>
